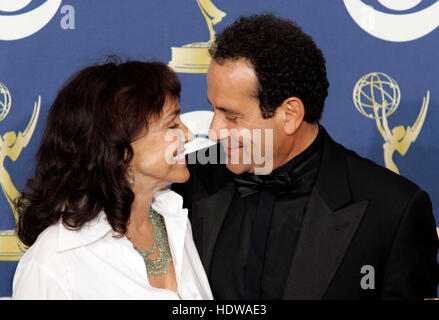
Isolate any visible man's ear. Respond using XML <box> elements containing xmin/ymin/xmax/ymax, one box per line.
<box><xmin>280</xmin><ymin>97</ymin><xmax>305</xmax><ymax>135</ymax></box>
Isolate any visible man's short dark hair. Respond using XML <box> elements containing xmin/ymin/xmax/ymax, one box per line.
<box><xmin>209</xmin><ymin>13</ymin><xmax>329</xmax><ymax>122</ymax></box>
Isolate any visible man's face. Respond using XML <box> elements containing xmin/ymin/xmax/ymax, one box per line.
<box><xmin>207</xmin><ymin>58</ymin><xmax>284</xmax><ymax>175</ymax></box>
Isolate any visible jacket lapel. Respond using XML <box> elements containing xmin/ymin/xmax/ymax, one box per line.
<box><xmin>282</xmin><ymin>187</ymin><xmax>369</xmax><ymax>299</ymax></box>
<box><xmin>282</xmin><ymin>128</ymin><xmax>369</xmax><ymax>299</ymax></box>
<box><xmin>194</xmin><ymin>180</ymin><xmax>235</xmax><ymax>273</ymax></box>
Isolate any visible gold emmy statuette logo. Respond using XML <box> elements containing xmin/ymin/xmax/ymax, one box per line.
<box><xmin>0</xmin><ymin>82</ymin><xmax>41</xmax><ymax>261</ymax></box>
<box><xmin>353</xmin><ymin>72</ymin><xmax>429</xmax><ymax>174</ymax></box>
<box><xmin>168</xmin><ymin>0</ymin><xmax>226</xmax><ymax>73</ymax></box>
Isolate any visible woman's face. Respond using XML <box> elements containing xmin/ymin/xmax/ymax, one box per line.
<box><xmin>130</xmin><ymin>98</ymin><xmax>193</xmax><ymax>187</ymax></box>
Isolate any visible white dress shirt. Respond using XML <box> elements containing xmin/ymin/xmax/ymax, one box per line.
<box><xmin>12</xmin><ymin>189</ymin><xmax>213</xmax><ymax>300</ymax></box>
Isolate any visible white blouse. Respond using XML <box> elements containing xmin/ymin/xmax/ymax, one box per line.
<box><xmin>12</xmin><ymin>189</ymin><xmax>213</xmax><ymax>300</ymax></box>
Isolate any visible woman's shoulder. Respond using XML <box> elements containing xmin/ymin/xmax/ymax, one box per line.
<box><xmin>18</xmin><ymin>221</ymin><xmax>63</xmax><ymax>267</ymax></box>
<box><xmin>13</xmin><ymin>221</ymin><xmax>75</xmax><ymax>299</ymax></box>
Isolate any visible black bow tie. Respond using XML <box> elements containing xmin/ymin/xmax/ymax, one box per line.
<box><xmin>233</xmin><ymin>172</ymin><xmax>293</xmax><ymax>198</ymax></box>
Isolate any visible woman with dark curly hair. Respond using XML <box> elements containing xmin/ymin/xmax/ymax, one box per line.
<box><xmin>12</xmin><ymin>59</ymin><xmax>213</xmax><ymax>300</ymax></box>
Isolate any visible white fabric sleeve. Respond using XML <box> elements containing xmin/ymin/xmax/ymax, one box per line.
<box><xmin>12</xmin><ymin>260</ymin><xmax>71</xmax><ymax>300</ymax></box>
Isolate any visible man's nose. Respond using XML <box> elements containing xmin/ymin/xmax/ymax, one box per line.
<box><xmin>208</xmin><ymin>113</ymin><xmax>227</xmax><ymax>142</ymax></box>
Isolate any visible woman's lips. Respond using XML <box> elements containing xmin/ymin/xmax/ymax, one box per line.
<box><xmin>173</xmin><ymin>147</ymin><xmax>186</xmax><ymax>163</ymax></box>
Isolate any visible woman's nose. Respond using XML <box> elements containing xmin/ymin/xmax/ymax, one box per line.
<box><xmin>183</xmin><ymin>123</ymin><xmax>195</xmax><ymax>143</ymax></box>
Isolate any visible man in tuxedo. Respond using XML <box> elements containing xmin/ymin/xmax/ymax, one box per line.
<box><xmin>172</xmin><ymin>13</ymin><xmax>438</xmax><ymax>299</ymax></box>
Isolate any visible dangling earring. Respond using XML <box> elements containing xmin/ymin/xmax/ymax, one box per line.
<box><xmin>128</xmin><ymin>166</ymin><xmax>135</xmax><ymax>184</ymax></box>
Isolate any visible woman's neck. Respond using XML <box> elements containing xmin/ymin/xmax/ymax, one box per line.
<box><xmin>127</xmin><ymin>178</ymin><xmax>164</xmax><ymax>236</ymax></box>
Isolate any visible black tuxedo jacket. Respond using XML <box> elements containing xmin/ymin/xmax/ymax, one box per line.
<box><xmin>172</xmin><ymin>129</ymin><xmax>438</xmax><ymax>299</ymax></box>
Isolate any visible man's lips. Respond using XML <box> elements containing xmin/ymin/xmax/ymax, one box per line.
<box><xmin>222</xmin><ymin>143</ymin><xmax>243</xmax><ymax>155</ymax></box>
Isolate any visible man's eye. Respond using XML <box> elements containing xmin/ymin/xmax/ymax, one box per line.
<box><xmin>225</xmin><ymin>115</ymin><xmax>237</xmax><ymax>121</ymax></box>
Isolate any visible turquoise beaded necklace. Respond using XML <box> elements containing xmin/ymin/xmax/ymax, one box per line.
<box><xmin>127</xmin><ymin>207</ymin><xmax>172</xmax><ymax>275</ymax></box>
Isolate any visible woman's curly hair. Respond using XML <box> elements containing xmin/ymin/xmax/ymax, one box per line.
<box><xmin>16</xmin><ymin>58</ymin><xmax>181</xmax><ymax>247</ymax></box>
<box><xmin>209</xmin><ymin>13</ymin><xmax>329</xmax><ymax>121</ymax></box>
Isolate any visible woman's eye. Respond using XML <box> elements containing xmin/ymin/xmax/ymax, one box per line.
<box><xmin>169</xmin><ymin>123</ymin><xmax>179</xmax><ymax>129</ymax></box>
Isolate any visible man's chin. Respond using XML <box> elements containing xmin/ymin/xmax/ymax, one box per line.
<box><xmin>225</xmin><ymin>163</ymin><xmax>252</xmax><ymax>175</ymax></box>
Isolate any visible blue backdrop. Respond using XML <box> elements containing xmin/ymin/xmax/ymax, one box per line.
<box><xmin>1</xmin><ymin>0</ymin><xmax>438</xmax><ymax>297</ymax></box>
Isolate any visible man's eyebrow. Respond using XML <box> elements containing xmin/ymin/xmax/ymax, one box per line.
<box><xmin>217</xmin><ymin>106</ymin><xmax>240</xmax><ymax>116</ymax></box>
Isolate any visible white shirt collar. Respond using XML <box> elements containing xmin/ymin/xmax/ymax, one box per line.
<box><xmin>57</xmin><ymin>188</ymin><xmax>187</xmax><ymax>253</ymax></box>
<box><xmin>57</xmin><ymin>210</ymin><xmax>113</xmax><ymax>253</ymax></box>
<box><xmin>151</xmin><ymin>188</ymin><xmax>186</xmax><ymax>217</ymax></box>
<box><xmin>151</xmin><ymin>188</ymin><xmax>189</xmax><ymax>283</ymax></box>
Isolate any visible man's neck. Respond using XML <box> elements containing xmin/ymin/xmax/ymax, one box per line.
<box><xmin>275</xmin><ymin>121</ymin><xmax>320</xmax><ymax>170</ymax></box>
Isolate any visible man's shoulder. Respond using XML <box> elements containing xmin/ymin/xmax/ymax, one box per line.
<box><xmin>335</xmin><ymin>141</ymin><xmax>421</xmax><ymax>198</ymax></box>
